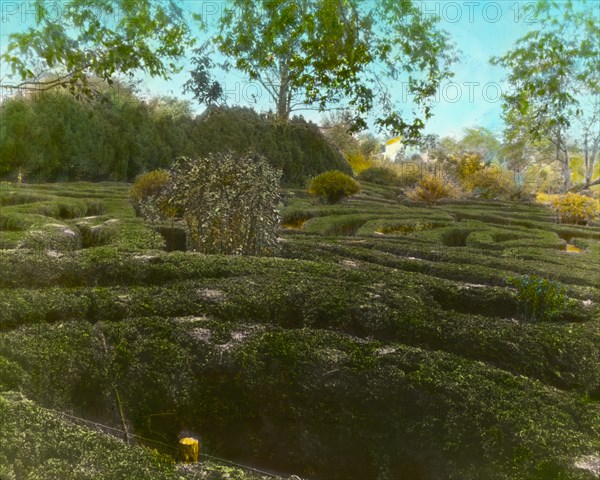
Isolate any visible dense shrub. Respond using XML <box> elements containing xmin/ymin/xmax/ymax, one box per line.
<box><xmin>280</xmin><ymin>207</ymin><xmax>313</xmax><ymax>228</ymax></box>
<box><xmin>308</xmin><ymin>170</ymin><xmax>361</xmax><ymax>204</ymax></box>
<box><xmin>407</xmin><ymin>175</ymin><xmax>458</xmax><ymax>205</ymax></box>
<box><xmin>303</xmin><ymin>214</ymin><xmax>372</xmax><ymax>236</ymax></box>
<box><xmin>165</xmin><ymin>153</ymin><xmax>281</xmax><ymax>255</ymax></box>
<box><xmin>440</xmin><ymin>228</ymin><xmax>474</xmax><ymax>247</ymax></box>
<box><xmin>505</xmin><ymin>275</ymin><xmax>569</xmax><ymax>321</ymax></box>
<box><xmin>36</xmin><ymin>199</ymin><xmax>89</xmax><ymax>219</ymax></box>
<box><xmin>84</xmin><ymin>199</ymin><xmax>106</xmax><ymax>216</ymax></box>
<box><xmin>190</xmin><ymin>106</ymin><xmax>352</xmax><ymax>186</ymax></box>
<box><xmin>461</xmin><ymin>165</ymin><xmax>513</xmax><ymax>199</ymax></box>
<box><xmin>357</xmin><ymin>166</ymin><xmax>399</xmax><ymax>186</ymax></box>
<box><xmin>0</xmin><ymin>192</ymin><xmax>45</xmax><ymax>206</ymax></box>
<box><xmin>552</xmin><ymin>193</ymin><xmax>598</xmax><ymax>225</ymax></box>
<box><xmin>503</xmin><ymin>183</ymin><xmax>535</xmax><ymax>202</ymax></box>
<box><xmin>0</xmin><ymin>92</ymin><xmax>349</xmax><ymax>185</ymax></box>
<box><xmin>0</xmin><ymin>88</ymin><xmax>197</xmax><ymax>183</ymax></box>
<box><xmin>433</xmin><ymin>152</ymin><xmax>481</xmax><ymax>182</ymax></box>
<box><xmin>130</xmin><ymin>169</ymin><xmax>171</xmax><ymax>217</ymax></box>
<box><xmin>358</xmin><ymin>163</ymin><xmax>422</xmax><ymax>188</ymax></box>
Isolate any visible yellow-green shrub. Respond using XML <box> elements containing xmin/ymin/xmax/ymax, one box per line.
<box><xmin>457</xmin><ymin>152</ymin><xmax>484</xmax><ymax>180</ymax></box>
<box><xmin>308</xmin><ymin>170</ymin><xmax>361</xmax><ymax>204</ymax></box>
<box><xmin>130</xmin><ymin>170</ymin><xmax>171</xmax><ymax>216</ymax></box>
<box><xmin>407</xmin><ymin>175</ymin><xmax>457</xmax><ymax>205</ymax></box>
<box><xmin>552</xmin><ymin>193</ymin><xmax>598</xmax><ymax>225</ymax></box>
<box><xmin>462</xmin><ymin>165</ymin><xmax>514</xmax><ymax>199</ymax></box>
<box><xmin>345</xmin><ymin>152</ymin><xmax>372</xmax><ymax>175</ymax></box>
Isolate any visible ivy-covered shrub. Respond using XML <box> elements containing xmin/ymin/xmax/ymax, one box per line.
<box><xmin>308</xmin><ymin>170</ymin><xmax>361</xmax><ymax>204</ymax></box>
<box><xmin>407</xmin><ymin>175</ymin><xmax>458</xmax><ymax>205</ymax></box>
<box><xmin>505</xmin><ymin>275</ymin><xmax>569</xmax><ymax>321</ymax></box>
<box><xmin>552</xmin><ymin>193</ymin><xmax>598</xmax><ymax>225</ymax></box>
<box><xmin>130</xmin><ymin>169</ymin><xmax>171</xmax><ymax>216</ymax></box>
<box><xmin>164</xmin><ymin>152</ymin><xmax>281</xmax><ymax>255</ymax></box>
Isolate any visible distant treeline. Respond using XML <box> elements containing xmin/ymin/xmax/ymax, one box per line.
<box><xmin>0</xmin><ymin>87</ymin><xmax>350</xmax><ymax>186</ymax></box>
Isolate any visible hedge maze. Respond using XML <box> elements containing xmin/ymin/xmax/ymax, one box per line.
<box><xmin>0</xmin><ymin>181</ymin><xmax>599</xmax><ymax>479</ymax></box>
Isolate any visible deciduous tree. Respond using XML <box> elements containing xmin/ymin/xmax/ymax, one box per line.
<box><xmin>1</xmin><ymin>0</ymin><xmax>192</xmax><ymax>97</ymax></box>
<box><xmin>189</xmin><ymin>0</ymin><xmax>456</xmax><ymax>138</ymax></box>
<box><xmin>491</xmin><ymin>0</ymin><xmax>600</xmax><ymax>191</ymax></box>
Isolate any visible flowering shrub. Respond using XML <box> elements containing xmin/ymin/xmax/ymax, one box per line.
<box><xmin>345</xmin><ymin>152</ymin><xmax>372</xmax><ymax>175</ymax></box>
<box><xmin>457</xmin><ymin>152</ymin><xmax>484</xmax><ymax>180</ymax></box>
<box><xmin>551</xmin><ymin>193</ymin><xmax>598</xmax><ymax>225</ymax></box>
<box><xmin>164</xmin><ymin>152</ymin><xmax>281</xmax><ymax>255</ymax></box>
<box><xmin>505</xmin><ymin>275</ymin><xmax>568</xmax><ymax>321</ymax></box>
<box><xmin>308</xmin><ymin>170</ymin><xmax>361</xmax><ymax>204</ymax></box>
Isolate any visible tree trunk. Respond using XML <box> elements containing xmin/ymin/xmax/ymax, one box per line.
<box><xmin>562</xmin><ymin>149</ymin><xmax>571</xmax><ymax>192</ymax></box>
<box><xmin>556</xmin><ymin>130</ymin><xmax>570</xmax><ymax>192</ymax></box>
<box><xmin>584</xmin><ymin>132</ymin><xmax>599</xmax><ymax>187</ymax></box>
<box><xmin>276</xmin><ymin>56</ymin><xmax>291</xmax><ymax>121</ymax></box>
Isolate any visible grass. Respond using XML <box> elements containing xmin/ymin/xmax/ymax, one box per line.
<box><xmin>0</xmin><ymin>180</ymin><xmax>599</xmax><ymax>480</ymax></box>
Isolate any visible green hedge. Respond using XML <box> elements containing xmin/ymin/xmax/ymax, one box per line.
<box><xmin>2</xmin><ymin>320</ymin><xmax>598</xmax><ymax>480</ymax></box>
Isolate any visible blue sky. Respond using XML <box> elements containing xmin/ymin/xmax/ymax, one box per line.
<box><xmin>0</xmin><ymin>1</ymin><xmax>580</xmax><ymax>139</ymax></box>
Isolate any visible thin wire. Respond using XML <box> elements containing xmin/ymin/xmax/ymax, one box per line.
<box><xmin>52</xmin><ymin>410</ymin><xmax>285</xmax><ymax>478</ymax></box>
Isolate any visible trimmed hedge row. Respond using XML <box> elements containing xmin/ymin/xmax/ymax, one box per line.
<box><xmin>1</xmin><ymin>264</ymin><xmax>598</xmax><ymax>395</ymax></box>
<box><xmin>281</xmin><ymin>236</ymin><xmax>600</xmax><ymax>295</ymax></box>
<box><xmin>2</xmin><ymin>181</ymin><xmax>599</xmax><ymax>480</ymax></box>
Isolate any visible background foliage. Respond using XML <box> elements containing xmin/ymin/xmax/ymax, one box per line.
<box><xmin>0</xmin><ymin>92</ymin><xmax>350</xmax><ymax>186</ymax></box>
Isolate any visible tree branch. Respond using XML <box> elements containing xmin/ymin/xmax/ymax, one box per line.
<box><xmin>568</xmin><ymin>177</ymin><xmax>600</xmax><ymax>192</ymax></box>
